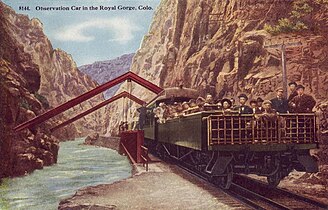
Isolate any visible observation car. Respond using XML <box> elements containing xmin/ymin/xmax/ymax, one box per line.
<box><xmin>143</xmin><ymin>87</ymin><xmax>319</xmax><ymax>189</ymax></box>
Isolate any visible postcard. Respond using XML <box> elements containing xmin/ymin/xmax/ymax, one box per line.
<box><xmin>0</xmin><ymin>0</ymin><xmax>327</xmax><ymax>209</ymax></box>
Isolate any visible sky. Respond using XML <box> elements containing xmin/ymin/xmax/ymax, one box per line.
<box><xmin>2</xmin><ymin>0</ymin><xmax>161</xmax><ymax>66</ymax></box>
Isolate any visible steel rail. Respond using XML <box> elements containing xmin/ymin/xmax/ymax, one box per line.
<box><xmin>159</xmin><ymin>150</ymin><xmax>265</xmax><ymax>210</ymax></box>
<box><xmin>234</xmin><ymin>174</ymin><xmax>328</xmax><ymax>209</ymax></box>
<box><xmin>157</xmin><ymin>148</ymin><xmax>325</xmax><ymax>210</ymax></box>
<box><xmin>228</xmin><ymin>183</ymin><xmax>290</xmax><ymax>210</ymax></box>
<box><xmin>176</xmin><ymin>161</ymin><xmax>266</xmax><ymax>210</ymax></box>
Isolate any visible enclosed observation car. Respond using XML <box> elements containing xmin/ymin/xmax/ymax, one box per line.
<box><xmin>143</xmin><ymin>88</ymin><xmax>319</xmax><ymax>189</ymax></box>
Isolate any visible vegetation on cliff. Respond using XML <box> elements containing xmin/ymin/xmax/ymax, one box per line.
<box><xmin>264</xmin><ymin>0</ymin><xmax>328</xmax><ymax>35</ymax></box>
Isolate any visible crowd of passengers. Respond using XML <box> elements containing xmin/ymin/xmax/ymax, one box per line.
<box><xmin>153</xmin><ymin>83</ymin><xmax>316</xmax><ymax>123</ymax></box>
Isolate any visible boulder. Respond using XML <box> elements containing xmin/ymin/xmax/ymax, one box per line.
<box><xmin>84</xmin><ymin>133</ymin><xmax>100</xmax><ymax>145</ymax></box>
<box><xmin>13</xmin><ymin>153</ymin><xmax>44</xmax><ymax>176</ymax></box>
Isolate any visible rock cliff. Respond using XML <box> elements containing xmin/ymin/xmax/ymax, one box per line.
<box><xmin>79</xmin><ymin>53</ymin><xmax>134</xmax><ymax>99</ymax></box>
<box><xmin>0</xmin><ymin>2</ymin><xmax>105</xmax><ymax>139</ymax></box>
<box><xmin>105</xmin><ymin>0</ymin><xmax>328</xmax><ymax>135</ymax></box>
<box><xmin>0</xmin><ymin>17</ymin><xmax>58</xmax><ymax>178</ymax></box>
<box><xmin>0</xmin><ymin>2</ymin><xmax>104</xmax><ymax>178</ymax></box>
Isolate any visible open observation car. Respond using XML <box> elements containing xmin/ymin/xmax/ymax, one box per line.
<box><xmin>143</xmin><ymin>87</ymin><xmax>319</xmax><ymax>189</ymax></box>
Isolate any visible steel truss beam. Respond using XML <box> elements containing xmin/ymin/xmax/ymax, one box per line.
<box><xmin>14</xmin><ymin>72</ymin><xmax>162</xmax><ymax>132</ymax></box>
<box><xmin>50</xmin><ymin>91</ymin><xmax>145</xmax><ymax>132</ymax></box>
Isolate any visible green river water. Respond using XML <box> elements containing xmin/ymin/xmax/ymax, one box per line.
<box><xmin>0</xmin><ymin>138</ymin><xmax>132</xmax><ymax>210</ymax></box>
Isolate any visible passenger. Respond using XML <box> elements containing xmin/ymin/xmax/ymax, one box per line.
<box><xmin>288</xmin><ymin>85</ymin><xmax>316</xmax><ymax>113</ymax></box>
<box><xmin>254</xmin><ymin>100</ymin><xmax>278</xmax><ymax>142</ymax></box>
<box><xmin>153</xmin><ymin>102</ymin><xmax>168</xmax><ymax>123</ymax></box>
<box><xmin>182</xmin><ymin>101</ymin><xmax>190</xmax><ymax>110</ymax></box>
<box><xmin>204</xmin><ymin>93</ymin><xmax>214</xmax><ymax>105</ymax></box>
<box><xmin>270</xmin><ymin>87</ymin><xmax>288</xmax><ymax>113</ymax></box>
<box><xmin>288</xmin><ymin>85</ymin><xmax>316</xmax><ymax>141</ymax></box>
<box><xmin>235</xmin><ymin>94</ymin><xmax>253</xmax><ymax>114</ymax></box>
<box><xmin>216</xmin><ymin>99</ymin><xmax>222</xmax><ymax>110</ymax></box>
<box><xmin>181</xmin><ymin>101</ymin><xmax>190</xmax><ymax>115</ymax></box>
<box><xmin>167</xmin><ymin>105</ymin><xmax>176</xmax><ymax>119</ymax></box>
<box><xmin>188</xmin><ymin>99</ymin><xmax>198</xmax><ymax>108</ymax></box>
<box><xmin>185</xmin><ymin>99</ymin><xmax>200</xmax><ymax>114</ymax></box>
<box><xmin>288</xmin><ymin>82</ymin><xmax>298</xmax><ymax>102</ymax></box>
<box><xmin>176</xmin><ymin>102</ymin><xmax>184</xmax><ymax>116</ymax></box>
<box><xmin>203</xmin><ymin>93</ymin><xmax>218</xmax><ymax>111</ymax></box>
<box><xmin>250</xmin><ymin>99</ymin><xmax>262</xmax><ymax>114</ymax></box>
<box><xmin>196</xmin><ymin>96</ymin><xmax>205</xmax><ymax>111</ymax></box>
<box><xmin>255</xmin><ymin>100</ymin><xmax>277</xmax><ymax>122</ymax></box>
<box><xmin>137</xmin><ymin>102</ymin><xmax>149</xmax><ymax>129</ymax></box>
<box><xmin>256</xmin><ymin>97</ymin><xmax>264</xmax><ymax>113</ymax></box>
<box><xmin>229</xmin><ymin>98</ymin><xmax>237</xmax><ymax>110</ymax></box>
<box><xmin>287</xmin><ymin>82</ymin><xmax>298</xmax><ymax>112</ymax></box>
<box><xmin>221</xmin><ymin>98</ymin><xmax>237</xmax><ymax>113</ymax></box>
<box><xmin>162</xmin><ymin>103</ymin><xmax>170</xmax><ymax>120</ymax></box>
<box><xmin>169</xmin><ymin>102</ymin><xmax>179</xmax><ymax>118</ymax></box>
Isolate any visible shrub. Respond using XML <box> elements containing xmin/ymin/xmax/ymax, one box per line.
<box><xmin>33</xmin><ymin>92</ymin><xmax>50</xmax><ymax>109</ymax></box>
<box><xmin>19</xmin><ymin>98</ymin><xmax>31</xmax><ymax>110</ymax></box>
<box><xmin>264</xmin><ymin>0</ymin><xmax>320</xmax><ymax>35</ymax></box>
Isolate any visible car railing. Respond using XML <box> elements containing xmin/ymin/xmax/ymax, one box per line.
<box><xmin>207</xmin><ymin>113</ymin><xmax>317</xmax><ymax>145</ymax></box>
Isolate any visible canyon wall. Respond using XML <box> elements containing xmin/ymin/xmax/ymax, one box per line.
<box><xmin>0</xmin><ymin>2</ymin><xmax>105</xmax><ymax>139</ymax></box>
<box><xmin>0</xmin><ymin>2</ymin><xmax>105</xmax><ymax>178</ymax></box>
<box><xmin>105</xmin><ymin>0</ymin><xmax>328</xmax><ymax>135</ymax></box>
<box><xmin>79</xmin><ymin>53</ymin><xmax>134</xmax><ymax>99</ymax></box>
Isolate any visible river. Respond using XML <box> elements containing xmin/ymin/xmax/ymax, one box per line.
<box><xmin>0</xmin><ymin>138</ymin><xmax>132</xmax><ymax>210</ymax></box>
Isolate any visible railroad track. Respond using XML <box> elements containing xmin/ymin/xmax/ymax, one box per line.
<box><xmin>175</xmin><ymin>160</ymin><xmax>328</xmax><ymax>210</ymax></box>
<box><xmin>233</xmin><ymin>174</ymin><xmax>328</xmax><ymax>210</ymax></box>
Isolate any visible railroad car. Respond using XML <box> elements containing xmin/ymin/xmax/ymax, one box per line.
<box><xmin>143</xmin><ymin>87</ymin><xmax>319</xmax><ymax>189</ymax></box>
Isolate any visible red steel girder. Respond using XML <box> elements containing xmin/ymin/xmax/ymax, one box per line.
<box><xmin>50</xmin><ymin>91</ymin><xmax>145</xmax><ymax>132</ymax></box>
<box><xmin>14</xmin><ymin>72</ymin><xmax>162</xmax><ymax>132</ymax></box>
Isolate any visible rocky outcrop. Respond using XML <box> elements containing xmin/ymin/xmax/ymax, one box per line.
<box><xmin>104</xmin><ymin>0</ymin><xmax>328</xmax><ymax>135</ymax></box>
<box><xmin>0</xmin><ymin>2</ymin><xmax>105</xmax><ymax>139</ymax></box>
<box><xmin>0</xmin><ymin>49</ymin><xmax>58</xmax><ymax>178</ymax></box>
<box><xmin>84</xmin><ymin>133</ymin><xmax>100</xmax><ymax>145</ymax></box>
<box><xmin>84</xmin><ymin>135</ymin><xmax>120</xmax><ymax>152</ymax></box>
<box><xmin>79</xmin><ymin>53</ymin><xmax>134</xmax><ymax>99</ymax></box>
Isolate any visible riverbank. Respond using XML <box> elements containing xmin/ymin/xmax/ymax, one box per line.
<box><xmin>58</xmin><ymin>156</ymin><xmax>246</xmax><ymax>210</ymax></box>
<box><xmin>59</xmin><ymin>135</ymin><xmax>328</xmax><ymax>209</ymax></box>
<box><xmin>83</xmin><ymin>134</ymin><xmax>120</xmax><ymax>152</ymax></box>
<box><xmin>0</xmin><ymin>138</ymin><xmax>131</xmax><ymax>210</ymax></box>
<box><xmin>59</xmin><ymin>136</ymin><xmax>246</xmax><ymax>209</ymax></box>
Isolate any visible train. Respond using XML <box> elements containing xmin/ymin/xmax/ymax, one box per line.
<box><xmin>143</xmin><ymin>87</ymin><xmax>319</xmax><ymax>189</ymax></box>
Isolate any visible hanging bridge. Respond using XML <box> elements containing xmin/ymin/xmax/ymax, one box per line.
<box><xmin>14</xmin><ymin>71</ymin><xmax>163</xmax><ymax>132</ymax></box>
<box><xmin>13</xmin><ymin>71</ymin><xmax>163</xmax><ymax>165</ymax></box>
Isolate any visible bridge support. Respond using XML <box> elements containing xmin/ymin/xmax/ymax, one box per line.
<box><xmin>120</xmin><ymin>130</ymin><xmax>145</xmax><ymax>163</ymax></box>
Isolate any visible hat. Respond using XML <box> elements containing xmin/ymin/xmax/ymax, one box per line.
<box><xmin>296</xmin><ymin>84</ymin><xmax>305</xmax><ymax>90</ymax></box>
<box><xmin>221</xmin><ymin>98</ymin><xmax>232</xmax><ymax>107</ymax></box>
<box><xmin>182</xmin><ymin>101</ymin><xmax>189</xmax><ymax>107</ymax></box>
<box><xmin>238</xmin><ymin>93</ymin><xmax>248</xmax><ymax>100</ymax></box>
<box><xmin>263</xmin><ymin>100</ymin><xmax>272</xmax><ymax>105</ymax></box>
<box><xmin>188</xmin><ymin>99</ymin><xmax>197</xmax><ymax>107</ymax></box>
<box><xmin>256</xmin><ymin>97</ymin><xmax>264</xmax><ymax>102</ymax></box>
<box><xmin>288</xmin><ymin>82</ymin><xmax>297</xmax><ymax>86</ymax></box>
<box><xmin>276</xmin><ymin>87</ymin><xmax>284</xmax><ymax>92</ymax></box>
<box><xmin>249</xmin><ymin>99</ymin><xmax>257</xmax><ymax>104</ymax></box>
